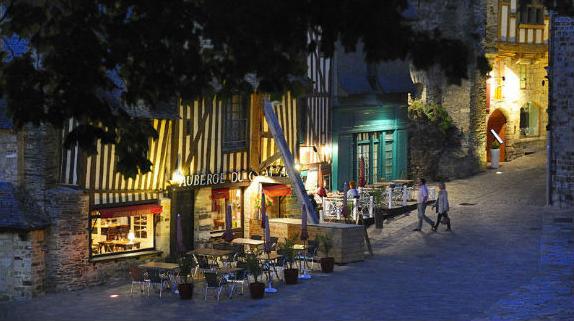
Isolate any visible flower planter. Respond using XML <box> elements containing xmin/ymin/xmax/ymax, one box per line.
<box><xmin>178</xmin><ymin>283</ymin><xmax>194</xmax><ymax>300</ymax></box>
<box><xmin>320</xmin><ymin>257</ymin><xmax>335</xmax><ymax>273</ymax></box>
<box><xmin>490</xmin><ymin>148</ymin><xmax>500</xmax><ymax>169</ymax></box>
<box><xmin>284</xmin><ymin>268</ymin><xmax>299</xmax><ymax>285</ymax></box>
<box><xmin>249</xmin><ymin>282</ymin><xmax>265</xmax><ymax>299</ymax></box>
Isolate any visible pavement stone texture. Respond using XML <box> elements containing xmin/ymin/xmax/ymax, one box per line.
<box><xmin>1</xmin><ymin>152</ymin><xmax>573</xmax><ymax>321</ymax></box>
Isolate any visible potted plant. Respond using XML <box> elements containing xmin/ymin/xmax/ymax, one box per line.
<box><xmin>176</xmin><ymin>256</ymin><xmax>194</xmax><ymax>300</ymax></box>
<box><xmin>245</xmin><ymin>253</ymin><xmax>265</xmax><ymax>299</ymax></box>
<box><xmin>316</xmin><ymin>234</ymin><xmax>335</xmax><ymax>273</ymax></box>
<box><xmin>490</xmin><ymin>140</ymin><xmax>501</xmax><ymax>169</ymax></box>
<box><xmin>278</xmin><ymin>236</ymin><xmax>298</xmax><ymax>284</ymax></box>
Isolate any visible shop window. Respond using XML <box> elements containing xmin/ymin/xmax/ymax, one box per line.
<box><xmin>223</xmin><ymin>95</ymin><xmax>248</xmax><ymax>152</ymax></box>
<box><xmin>519</xmin><ymin>2</ymin><xmax>544</xmax><ymax>25</ymax></box>
<box><xmin>90</xmin><ymin>214</ymin><xmax>155</xmax><ymax>256</ymax></box>
<box><xmin>520</xmin><ymin>102</ymin><xmax>540</xmax><ymax>137</ymax></box>
<box><xmin>210</xmin><ymin>188</ymin><xmax>243</xmax><ymax>232</ymax></box>
<box><xmin>519</xmin><ymin>64</ymin><xmax>527</xmax><ymax>89</ymax></box>
<box><xmin>354</xmin><ymin>131</ymin><xmax>394</xmax><ymax>184</ymax></box>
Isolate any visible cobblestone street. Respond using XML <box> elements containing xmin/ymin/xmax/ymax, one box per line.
<box><xmin>1</xmin><ymin>152</ymin><xmax>572</xmax><ymax>321</ymax></box>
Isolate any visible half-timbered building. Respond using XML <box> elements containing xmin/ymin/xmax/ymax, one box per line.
<box><xmin>485</xmin><ymin>0</ymin><xmax>549</xmax><ymax>162</ymax></box>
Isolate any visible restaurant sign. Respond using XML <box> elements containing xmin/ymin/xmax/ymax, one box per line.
<box><xmin>179</xmin><ymin>166</ymin><xmax>288</xmax><ymax>188</ymax></box>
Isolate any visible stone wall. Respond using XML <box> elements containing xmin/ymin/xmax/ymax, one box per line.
<box><xmin>0</xmin><ymin>230</ymin><xmax>47</xmax><ymax>301</ymax></box>
<box><xmin>17</xmin><ymin>125</ymin><xmax>60</xmax><ymax>211</ymax></box>
<box><xmin>549</xmin><ymin>16</ymin><xmax>574</xmax><ymax>207</ymax></box>
<box><xmin>268</xmin><ymin>218</ymin><xmax>365</xmax><ymax>264</ymax></box>
<box><xmin>409</xmin><ymin>0</ymin><xmax>487</xmax><ymax>180</ymax></box>
<box><xmin>44</xmin><ymin>187</ymin><xmax>91</xmax><ymax>291</ymax></box>
<box><xmin>0</xmin><ymin>130</ymin><xmax>17</xmax><ymax>183</ymax></box>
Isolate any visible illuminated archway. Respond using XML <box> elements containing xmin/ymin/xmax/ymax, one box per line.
<box><xmin>487</xmin><ymin>109</ymin><xmax>507</xmax><ymax>162</ymax></box>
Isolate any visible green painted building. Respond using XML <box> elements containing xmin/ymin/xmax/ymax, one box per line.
<box><xmin>331</xmin><ymin>44</ymin><xmax>413</xmax><ymax>191</ymax></box>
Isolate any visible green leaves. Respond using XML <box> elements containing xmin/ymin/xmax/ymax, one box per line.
<box><xmin>1</xmin><ymin>0</ymin><xmax>478</xmax><ymax>178</ymax></box>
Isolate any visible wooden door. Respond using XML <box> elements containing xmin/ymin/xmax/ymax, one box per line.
<box><xmin>487</xmin><ymin>109</ymin><xmax>507</xmax><ymax>162</ymax></box>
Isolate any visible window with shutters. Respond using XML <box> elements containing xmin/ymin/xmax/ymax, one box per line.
<box><xmin>223</xmin><ymin>95</ymin><xmax>248</xmax><ymax>152</ymax></box>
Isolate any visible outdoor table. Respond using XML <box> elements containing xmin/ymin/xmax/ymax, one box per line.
<box><xmin>189</xmin><ymin>248</ymin><xmax>235</xmax><ymax>267</ymax></box>
<box><xmin>139</xmin><ymin>262</ymin><xmax>180</xmax><ymax>294</ymax></box>
<box><xmin>139</xmin><ymin>262</ymin><xmax>179</xmax><ymax>271</ymax></box>
<box><xmin>232</xmin><ymin>238</ymin><xmax>264</xmax><ymax>253</ymax></box>
<box><xmin>189</xmin><ymin>248</ymin><xmax>234</xmax><ymax>258</ymax></box>
<box><xmin>218</xmin><ymin>267</ymin><xmax>244</xmax><ymax>275</ymax></box>
<box><xmin>231</xmin><ymin>238</ymin><xmax>265</xmax><ymax>246</ymax></box>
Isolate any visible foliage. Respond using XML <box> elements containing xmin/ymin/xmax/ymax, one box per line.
<box><xmin>409</xmin><ymin>100</ymin><xmax>454</xmax><ymax>135</ymax></box>
<box><xmin>177</xmin><ymin>255</ymin><xmax>195</xmax><ymax>284</ymax></box>
<box><xmin>278</xmin><ymin>235</ymin><xmax>298</xmax><ymax>270</ymax></box>
<box><xmin>254</xmin><ymin>196</ymin><xmax>273</xmax><ymax>210</ymax></box>
<box><xmin>244</xmin><ymin>253</ymin><xmax>262</xmax><ymax>283</ymax></box>
<box><xmin>0</xmin><ymin>0</ymin><xmax>476</xmax><ymax>177</ymax></box>
<box><xmin>490</xmin><ymin>140</ymin><xmax>500</xmax><ymax>150</ymax></box>
<box><xmin>315</xmin><ymin>234</ymin><xmax>333</xmax><ymax>258</ymax></box>
<box><xmin>408</xmin><ymin>100</ymin><xmax>462</xmax><ymax>180</ymax></box>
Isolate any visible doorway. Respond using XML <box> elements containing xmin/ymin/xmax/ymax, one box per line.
<box><xmin>170</xmin><ymin>190</ymin><xmax>194</xmax><ymax>256</ymax></box>
<box><xmin>487</xmin><ymin>109</ymin><xmax>507</xmax><ymax>162</ymax></box>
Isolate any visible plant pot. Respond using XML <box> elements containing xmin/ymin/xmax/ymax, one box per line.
<box><xmin>178</xmin><ymin>283</ymin><xmax>194</xmax><ymax>300</ymax></box>
<box><xmin>490</xmin><ymin>149</ymin><xmax>500</xmax><ymax>168</ymax></box>
<box><xmin>320</xmin><ymin>257</ymin><xmax>335</xmax><ymax>273</ymax></box>
<box><xmin>284</xmin><ymin>268</ymin><xmax>299</xmax><ymax>285</ymax></box>
<box><xmin>249</xmin><ymin>282</ymin><xmax>265</xmax><ymax>299</ymax></box>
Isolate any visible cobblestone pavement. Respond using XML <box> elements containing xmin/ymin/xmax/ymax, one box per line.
<box><xmin>1</xmin><ymin>152</ymin><xmax>573</xmax><ymax>321</ymax></box>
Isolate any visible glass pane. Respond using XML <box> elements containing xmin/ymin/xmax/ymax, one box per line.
<box><xmin>90</xmin><ymin>214</ymin><xmax>154</xmax><ymax>256</ymax></box>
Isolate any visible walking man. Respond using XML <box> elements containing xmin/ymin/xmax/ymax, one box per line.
<box><xmin>413</xmin><ymin>178</ymin><xmax>434</xmax><ymax>231</ymax></box>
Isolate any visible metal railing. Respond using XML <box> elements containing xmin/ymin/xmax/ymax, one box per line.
<box><xmin>320</xmin><ymin>185</ymin><xmax>436</xmax><ymax>223</ymax></box>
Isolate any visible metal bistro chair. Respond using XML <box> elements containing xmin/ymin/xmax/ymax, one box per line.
<box><xmin>203</xmin><ymin>271</ymin><xmax>231</xmax><ymax>302</ymax></box>
<box><xmin>193</xmin><ymin>254</ymin><xmax>217</xmax><ymax>278</ymax></box>
<box><xmin>146</xmin><ymin>269</ymin><xmax>170</xmax><ymax>298</ymax></box>
<box><xmin>129</xmin><ymin>266</ymin><xmax>150</xmax><ymax>295</ymax></box>
<box><xmin>296</xmin><ymin>240</ymin><xmax>319</xmax><ymax>272</ymax></box>
<box><xmin>226</xmin><ymin>261</ymin><xmax>249</xmax><ymax>296</ymax></box>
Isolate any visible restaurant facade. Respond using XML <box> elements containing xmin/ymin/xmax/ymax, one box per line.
<box><xmin>0</xmin><ymin>45</ymin><xmax>332</xmax><ymax>299</ymax></box>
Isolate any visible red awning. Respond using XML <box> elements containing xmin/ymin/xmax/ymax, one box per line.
<box><xmin>97</xmin><ymin>204</ymin><xmax>163</xmax><ymax>219</ymax></box>
<box><xmin>211</xmin><ymin>188</ymin><xmax>230</xmax><ymax>200</ymax></box>
<box><xmin>262</xmin><ymin>184</ymin><xmax>292</xmax><ymax>198</ymax></box>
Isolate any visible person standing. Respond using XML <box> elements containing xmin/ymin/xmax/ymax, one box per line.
<box><xmin>432</xmin><ymin>182</ymin><xmax>451</xmax><ymax>232</ymax></box>
<box><xmin>347</xmin><ymin>180</ymin><xmax>360</xmax><ymax>199</ymax></box>
<box><xmin>413</xmin><ymin>178</ymin><xmax>434</xmax><ymax>231</ymax></box>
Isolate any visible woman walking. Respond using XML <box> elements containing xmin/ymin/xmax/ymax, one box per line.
<box><xmin>432</xmin><ymin>182</ymin><xmax>451</xmax><ymax>232</ymax></box>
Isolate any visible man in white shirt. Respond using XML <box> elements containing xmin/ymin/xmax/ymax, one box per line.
<box><xmin>413</xmin><ymin>178</ymin><xmax>434</xmax><ymax>231</ymax></box>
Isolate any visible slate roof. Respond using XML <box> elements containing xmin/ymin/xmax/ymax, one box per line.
<box><xmin>336</xmin><ymin>42</ymin><xmax>414</xmax><ymax>96</ymax></box>
<box><xmin>0</xmin><ymin>99</ymin><xmax>12</xmax><ymax>129</ymax></box>
<box><xmin>0</xmin><ymin>182</ymin><xmax>50</xmax><ymax>231</ymax></box>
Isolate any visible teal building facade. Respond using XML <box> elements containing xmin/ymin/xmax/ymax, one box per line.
<box><xmin>331</xmin><ymin>45</ymin><xmax>413</xmax><ymax>191</ymax></box>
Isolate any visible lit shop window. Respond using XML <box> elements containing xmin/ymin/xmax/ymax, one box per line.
<box><xmin>520</xmin><ymin>102</ymin><xmax>540</xmax><ymax>137</ymax></box>
<box><xmin>210</xmin><ymin>188</ymin><xmax>243</xmax><ymax>231</ymax></box>
<box><xmin>89</xmin><ymin>205</ymin><xmax>160</xmax><ymax>256</ymax></box>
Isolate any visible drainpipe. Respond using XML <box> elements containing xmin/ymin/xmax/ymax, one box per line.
<box><xmin>546</xmin><ymin>12</ymin><xmax>555</xmax><ymax>207</ymax></box>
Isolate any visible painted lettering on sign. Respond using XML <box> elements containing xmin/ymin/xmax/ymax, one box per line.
<box><xmin>179</xmin><ymin>168</ymin><xmax>287</xmax><ymax>188</ymax></box>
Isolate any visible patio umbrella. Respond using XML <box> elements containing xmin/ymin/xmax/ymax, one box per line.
<box><xmin>300</xmin><ymin>204</ymin><xmax>308</xmax><ymax>241</ymax></box>
<box><xmin>299</xmin><ymin>204</ymin><xmax>312</xmax><ymax>280</ymax></box>
<box><xmin>222</xmin><ymin>204</ymin><xmax>234</xmax><ymax>242</ymax></box>
<box><xmin>263</xmin><ymin>214</ymin><xmax>272</xmax><ymax>254</ymax></box>
<box><xmin>260</xmin><ymin>193</ymin><xmax>267</xmax><ymax>229</ymax></box>
<box><xmin>176</xmin><ymin>213</ymin><xmax>186</xmax><ymax>256</ymax></box>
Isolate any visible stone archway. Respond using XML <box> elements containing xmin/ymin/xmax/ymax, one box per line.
<box><xmin>487</xmin><ymin>109</ymin><xmax>507</xmax><ymax>162</ymax></box>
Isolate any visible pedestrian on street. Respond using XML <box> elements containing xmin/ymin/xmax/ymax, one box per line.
<box><xmin>413</xmin><ymin>178</ymin><xmax>434</xmax><ymax>231</ymax></box>
<box><xmin>432</xmin><ymin>182</ymin><xmax>451</xmax><ymax>232</ymax></box>
<box><xmin>347</xmin><ymin>180</ymin><xmax>360</xmax><ymax>199</ymax></box>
